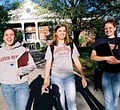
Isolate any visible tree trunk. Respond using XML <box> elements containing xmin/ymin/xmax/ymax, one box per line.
<box><xmin>73</xmin><ymin>30</ymin><xmax>80</xmax><ymax>46</ymax></box>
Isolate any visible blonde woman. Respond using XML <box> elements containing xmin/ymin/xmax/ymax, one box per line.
<box><xmin>42</xmin><ymin>24</ymin><xmax>87</xmax><ymax>110</ymax></box>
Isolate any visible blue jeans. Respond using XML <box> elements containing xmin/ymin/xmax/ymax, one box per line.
<box><xmin>102</xmin><ymin>72</ymin><xmax>120</xmax><ymax>110</ymax></box>
<box><xmin>51</xmin><ymin>74</ymin><xmax>77</xmax><ymax>110</ymax></box>
<box><xmin>1</xmin><ymin>82</ymin><xmax>29</xmax><ymax>110</ymax></box>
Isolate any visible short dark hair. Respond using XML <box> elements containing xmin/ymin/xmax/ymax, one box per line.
<box><xmin>3</xmin><ymin>28</ymin><xmax>16</xmax><ymax>37</ymax></box>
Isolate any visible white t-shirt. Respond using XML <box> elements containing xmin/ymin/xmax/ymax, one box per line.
<box><xmin>45</xmin><ymin>42</ymin><xmax>80</xmax><ymax>77</ymax></box>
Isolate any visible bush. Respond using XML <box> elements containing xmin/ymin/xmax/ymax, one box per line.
<box><xmin>79</xmin><ymin>58</ymin><xmax>98</xmax><ymax>69</ymax></box>
<box><xmin>36</xmin><ymin>42</ymin><xmax>40</xmax><ymax>49</ymax></box>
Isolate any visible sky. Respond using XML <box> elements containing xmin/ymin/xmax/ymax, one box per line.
<box><xmin>0</xmin><ymin>0</ymin><xmax>24</xmax><ymax>5</ymax></box>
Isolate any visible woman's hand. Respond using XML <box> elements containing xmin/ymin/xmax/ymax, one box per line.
<box><xmin>81</xmin><ymin>76</ymin><xmax>87</xmax><ymax>88</ymax></box>
<box><xmin>106</xmin><ymin>56</ymin><xmax>120</xmax><ymax>64</ymax></box>
<box><xmin>105</xmin><ymin>56</ymin><xmax>115</xmax><ymax>62</ymax></box>
<box><xmin>41</xmin><ymin>80</ymin><xmax>50</xmax><ymax>94</ymax></box>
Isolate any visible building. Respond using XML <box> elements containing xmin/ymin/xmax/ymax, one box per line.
<box><xmin>8</xmin><ymin>0</ymin><xmax>58</xmax><ymax>49</ymax></box>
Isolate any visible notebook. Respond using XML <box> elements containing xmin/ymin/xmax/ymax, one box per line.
<box><xmin>95</xmin><ymin>42</ymin><xmax>114</xmax><ymax>56</ymax></box>
<box><xmin>16</xmin><ymin>51</ymin><xmax>29</xmax><ymax>79</ymax></box>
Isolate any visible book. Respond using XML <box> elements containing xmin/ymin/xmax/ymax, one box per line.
<box><xmin>16</xmin><ymin>51</ymin><xmax>29</xmax><ymax>79</ymax></box>
<box><xmin>95</xmin><ymin>42</ymin><xmax>114</xmax><ymax>56</ymax></box>
<box><xmin>16</xmin><ymin>51</ymin><xmax>29</xmax><ymax>68</ymax></box>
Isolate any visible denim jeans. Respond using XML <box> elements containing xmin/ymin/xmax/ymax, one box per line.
<box><xmin>102</xmin><ymin>72</ymin><xmax>120</xmax><ymax>110</ymax></box>
<box><xmin>51</xmin><ymin>74</ymin><xmax>77</xmax><ymax>110</ymax></box>
<box><xmin>1</xmin><ymin>82</ymin><xmax>29</xmax><ymax>110</ymax></box>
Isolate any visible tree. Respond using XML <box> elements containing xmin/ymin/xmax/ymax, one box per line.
<box><xmin>0</xmin><ymin>0</ymin><xmax>21</xmax><ymax>44</ymax></box>
<box><xmin>0</xmin><ymin>5</ymin><xmax>11</xmax><ymax>44</ymax></box>
<box><xmin>35</xmin><ymin>0</ymin><xmax>120</xmax><ymax>45</ymax></box>
<box><xmin>0</xmin><ymin>0</ymin><xmax>21</xmax><ymax>10</ymax></box>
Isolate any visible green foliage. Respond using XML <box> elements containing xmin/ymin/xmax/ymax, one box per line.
<box><xmin>79</xmin><ymin>36</ymin><xmax>85</xmax><ymax>44</ymax></box>
<box><xmin>39</xmin><ymin>42</ymin><xmax>47</xmax><ymax>52</ymax></box>
<box><xmin>0</xmin><ymin>6</ymin><xmax>10</xmax><ymax>23</ymax></box>
<box><xmin>36</xmin><ymin>42</ymin><xmax>40</xmax><ymax>49</ymax></box>
<box><xmin>0</xmin><ymin>31</ymin><xmax>3</xmax><ymax>44</ymax></box>
<box><xmin>79</xmin><ymin>58</ymin><xmax>87</xmax><ymax>66</ymax></box>
<box><xmin>79</xmin><ymin>58</ymin><xmax>98</xmax><ymax>69</ymax></box>
<box><xmin>0</xmin><ymin>0</ymin><xmax>20</xmax><ymax>11</ymax></box>
<box><xmin>10</xmin><ymin>2</ymin><xmax>20</xmax><ymax>10</ymax></box>
<box><xmin>0</xmin><ymin>5</ymin><xmax>11</xmax><ymax>44</ymax></box>
<box><xmin>40</xmin><ymin>46</ymin><xmax>47</xmax><ymax>52</ymax></box>
<box><xmin>16</xmin><ymin>31</ymin><xmax>23</xmax><ymax>43</ymax></box>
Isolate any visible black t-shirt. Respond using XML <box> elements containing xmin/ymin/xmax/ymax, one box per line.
<box><xmin>92</xmin><ymin>36</ymin><xmax>120</xmax><ymax>73</ymax></box>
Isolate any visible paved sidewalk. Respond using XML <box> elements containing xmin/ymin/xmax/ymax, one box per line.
<box><xmin>0</xmin><ymin>67</ymin><xmax>120</xmax><ymax>110</ymax></box>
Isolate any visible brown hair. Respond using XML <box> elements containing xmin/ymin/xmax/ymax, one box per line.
<box><xmin>104</xmin><ymin>19</ymin><xmax>116</xmax><ymax>28</ymax></box>
<box><xmin>52</xmin><ymin>23</ymin><xmax>71</xmax><ymax>46</ymax></box>
<box><xmin>104</xmin><ymin>18</ymin><xmax>117</xmax><ymax>36</ymax></box>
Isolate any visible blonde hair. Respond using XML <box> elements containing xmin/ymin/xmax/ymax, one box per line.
<box><xmin>52</xmin><ymin>24</ymin><xmax>71</xmax><ymax>46</ymax></box>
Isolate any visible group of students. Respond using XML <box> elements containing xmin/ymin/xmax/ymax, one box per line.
<box><xmin>0</xmin><ymin>18</ymin><xmax>120</xmax><ymax>110</ymax></box>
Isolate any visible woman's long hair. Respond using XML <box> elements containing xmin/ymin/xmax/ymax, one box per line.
<box><xmin>52</xmin><ymin>24</ymin><xmax>71</xmax><ymax>46</ymax></box>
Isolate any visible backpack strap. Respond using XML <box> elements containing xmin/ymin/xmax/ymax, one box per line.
<box><xmin>50</xmin><ymin>44</ymin><xmax>54</xmax><ymax>63</ymax></box>
<box><xmin>70</xmin><ymin>42</ymin><xmax>73</xmax><ymax>57</ymax></box>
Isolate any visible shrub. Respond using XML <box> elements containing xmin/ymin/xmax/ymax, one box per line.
<box><xmin>79</xmin><ymin>57</ymin><xmax>98</xmax><ymax>69</ymax></box>
<box><xmin>36</xmin><ymin>42</ymin><xmax>40</xmax><ymax>49</ymax></box>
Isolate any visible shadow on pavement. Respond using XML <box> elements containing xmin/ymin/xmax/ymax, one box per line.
<box><xmin>75</xmin><ymin>75</ymin><xmax>105</xmax><ymax>110</ymax></box>
<box><xmin>26</xmin><ymin>74</ymin><xmax>105</xmax><ymax>110</ymax></box>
